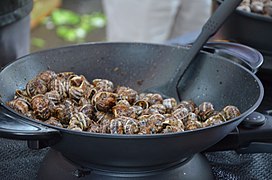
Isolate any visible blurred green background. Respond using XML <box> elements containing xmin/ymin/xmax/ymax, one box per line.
<box><xmin>31</xmin><ymin>0</ymin><xmax>106</xmax><ymax>52</ymax></box>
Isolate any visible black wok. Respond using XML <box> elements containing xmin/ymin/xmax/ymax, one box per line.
<box><xmin>0</xmin><ymin>42</ymin><xmax>263</xmax><ymax>168</ymax></box>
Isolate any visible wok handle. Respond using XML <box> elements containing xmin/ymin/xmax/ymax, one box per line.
<box><xmin>205</xmin><ymin>113</ymin><xmax>272</xmax><ymax>153</ymax></box>
<box><xmin>0</xmin><ymin>104</ymin><xmax>61</xmax><ymax>148</ymax></box>
<box><xmin>202</xmin><ymin>42</ymin><xmax>263</xmax><ymax>73</ymax></box>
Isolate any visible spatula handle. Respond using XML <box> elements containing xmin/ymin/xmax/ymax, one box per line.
<box><xmin>203</xmin><ymin>0</ymin><xmax>243</xmax><ymax>36</ymax></box>
<box><xmin>171</xmin><ymin>0</ymin><xmax>243</xmax><ymax>93</ymax></box>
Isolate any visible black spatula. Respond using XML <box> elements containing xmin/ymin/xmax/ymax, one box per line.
<box><xmin>146</xmin><ymin>0</ymin><xmax>242</xmax><ymax>100</ymax></box>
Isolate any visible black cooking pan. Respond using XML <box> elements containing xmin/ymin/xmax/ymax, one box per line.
<box><xmin>0</xmin><ymin>42</ymin><xmax>263</xmax><ymax>168</ymax></box>
<box><xmin>215</xmin><ymin>0</ymin><xmax>272</xmax><ymax>52</ymax></box>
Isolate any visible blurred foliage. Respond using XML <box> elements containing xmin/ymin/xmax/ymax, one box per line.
<box><xmin>51</xmin><ymin>9</ymin><xmax>81</xmax><ymax>26</ymax></box>
<box><xmin>43</xmin><ymin>9</ymin><xmax>106</xmax><ymax>42</ymax></box>
<box><xmin>31</xmin><ymin>37</ymin><xmax>46</xmax><ymax>48</ymax></box>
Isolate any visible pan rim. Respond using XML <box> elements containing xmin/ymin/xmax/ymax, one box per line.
<box><xmin>0</xmin><ymin>42</ymin><xmax>264</xmax><ymax>139</ymax></box>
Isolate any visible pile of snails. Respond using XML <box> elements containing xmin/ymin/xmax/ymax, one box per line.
<box><xmin>238</xmin><ymin>0</ymin><xmax>272</xmax><ymax>17</ymax></box>
<box><xmin>6</xmin><ymin>70</ymin><xmax>241</xmax><ymax>135</ymax></box>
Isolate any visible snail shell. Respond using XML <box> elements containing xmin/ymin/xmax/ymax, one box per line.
<box><xmin>174</xmin><ymin>100</ymin><xmax>196</xmax><ymax>113</ymax></box>
<box><xmin>69</xmin><ymin>75</ymin><xmax>93</xmax><ymax>100</ymax></box>
<box><xmin>44</xmin><ymin>90</ymin><xmax>61</xmax><ymax>104</ymax></box>
<box><xmin>163</xmin><ymin>126</ymin><xmax>184</xmax><ymax>133</ymax></box>
<box><xmin>6</xmin><ymin>98</ymin><xmax>30</xmax><ymax>115</ymax></box>
<box><xmin>31</xmin><ymin>94</ymin><xmax>51</xmax><ymax>120</ymax></box>
<box><xmin>147</xmin><ymin>93</ymin><xmax>163</xmax><ymax>105</ymax></box>
<box><xmin>67</xmin><ymin>124</ymin><xmax>83</xmax><ymax>131</ymax></box>
<box><xmin>264</xmin><ymin>1</ymin><xmax>272</xmax><ymax>16</ymax></box>
<box><xmin>186</xmin><ymin>112</ymin><xmax>199</xmax><ymax>124</ymax></box>
<box><xmin>147</xmin><ymin>114</ymin><xmax>165</xmax><ymax>133</ymax></box>
<box><xmin>116</xmin><ymin>99</ymin><xmax>130</xmax><ymax>106</ymax></box>
<box><xmin>87</xmin><ymin>121</ymin><xmax>101</xmax><ymax>133</ymax></box>
<box><xmin>163</xmin><ymin>116</ymin><xmax>184</xmax><ymax>130</ymax></box>
<box><xmin>44</xmin><ymin>117</ymin><xmax>63</xmax><ymax>128</ymax></box>
<box><xmin>198</xmin><ymin>102</ymin><xmax>214</xmax><ymax>121</ymax></box>
<box><xmin>110</xmin><ymin>117</ymin><xmax>126</xmax><ymax>134</ymax></box>
<box><xmin>100</xmin><ymin>118</ymin><xmax>111</xmax><ymax>133</ymax></box>
<box><xmin>26</xmin><ymin>78</ymin><xmax>48</xmax><ymax>97</ymax></box>
<box><xmin>162</xmin><ymin>98</ymin><xmax>177</xmax><ymax>113</ymax></box>
<box><xmin>237</xmin><ymin>5</ymin><xmax>251</xmax><ymax>12</ymax></box>
<box><xmin>134</xmin><ymin>100</ymin><xmax>149</xmax><ymax>109</ymax></box>
<box><xmin>68</xmin><ymin>76</ymin><xmax>83</xmax><ymax>100</ymax></box>
<box><xmin>138</xmin><ymin>127</ymin><xmax>151</xmax><ymax>135</ymax></box>
<box><xmin>57</xmin><ymin>72</ymin><xmax>75</xmax><ymax>80</ymax></box>
<box><xmin>79</xmin><ymin>104</ymin><xmax>94</xmax><ymax>119</ymax></box>
<box><xmin>69</xmin><ymin>86</ymin><xmax>84</xmax><ymax>100</ymax></box>
<box><xmin>149</xmin><ymin>104</ymin><xmax>167</xmax><ymax>114</ymax></box>
<box><xmin>237</xmin><ymin>0</ymin><xmax>251</xmax><ymax>12</ymax></box>
<box><xmin>138</xmin><ymin>115</ymin><xmax>150</xmax><ymax>134</ymax></box>
<box><xmin>116</xmin><ymin>86</ymin><xmax>138</xmax><ymax>104</ymax></box>
<box><xmin>78</xmin><ymin>97</ymin><xmax>90</xmax><ymax>106</ymax></box>
<box><xmin>203</xmin><ymin>113</ymin><xmax>226</xmax><ymax>127</ymax></box>
<box><xmin>54</xmin><ymin>99</ymin><xmax>74</xmax><ymax>124</ymax></box>
<box><xmin>251</xmin><ymin>1</ymin><xmax>264</xmax><ymax>13</ymax></box>
<box><xmin>223</xmin><ymin>105</ymin><xmax>241</xmax><ymax>120</ymax></box>
<box><xmin>112</xmin><ymin>104</ymin><xmax>131</xmax><ymax>118</ymax></box>
<box><xmin>14</xmin><ymin>89</ymin><xmax>31</xmax><ymax>102</ymax></box>
<box><xmin>124</xmin><ymin>117</ymin><xmax>139</xmax><ymax>134</ymax></box>
<box><xmin>95</xmin><ymin>111</ymin><xmax>114</xmax><ymax>123</ymax></box>
<box><xmin>129</xmin><ymin>105</ymin><xmax>143</xmax><ymax>119</ymax></box>
<box><xmin>38</xmin><ymin>70</ymin><xmax>57</xmax><ymax>85</ymax></box>
<box><xmin>172</xmin><ymin>107</ymin><xmax>189</xmax><ymax>124</ymax></box>
<box><xmin>68</xmin><ymin>112</ymin><xmax>91</xmax><ymax>131</ymax></box>
<box><xmin>92</xmin><ymin>91</ymin><xmax>117</xmax><ymax>112</ymax></box>
<box><xmin>50</xmin><ymin>78</ymin><xmax>67</xmax><ymax>99</ymax></box>
<box><xmin>93</xmin><ymin>79</ymin><xmax>114</xmax><ymax>92</ymax></box>
<box><xmin>185</xmin><ymin>120</ymin><xmax>203</xmax><ymax>130</ymax></box>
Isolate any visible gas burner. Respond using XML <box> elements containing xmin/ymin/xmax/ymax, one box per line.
<box><xmin>38</xmin><ymin>150</ymin><xmax>213</xmax><ymax>180</ymax></box>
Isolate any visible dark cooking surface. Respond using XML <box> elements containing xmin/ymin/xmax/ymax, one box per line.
<box><xmin>1</xmin><ymin>138</ymin><xmax>272</xmax><ymax>180</ymax></box>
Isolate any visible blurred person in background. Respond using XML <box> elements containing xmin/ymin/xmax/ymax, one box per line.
<box><xmin>103</xmin><ymin>0</ymin><xmax>212</xmax><ymax>43</ymax></box>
